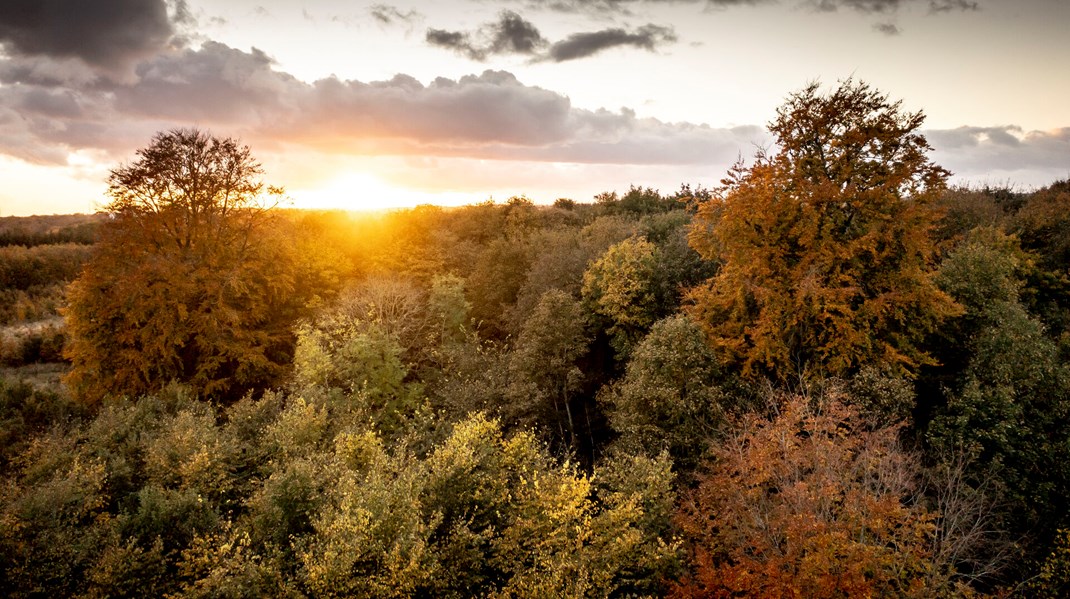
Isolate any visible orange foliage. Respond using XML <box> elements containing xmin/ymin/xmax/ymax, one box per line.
<box><xmin>687</xmin><ymin>80</ymin><xmax>960</xmax><ymax>380</ymax></box>
<box><xmin>673</xmin><ymin>394</ymin><xmax>940</xmax><ymax>598</ymax></box>
<box><xmin>63</xmin><ymin>130</ymin><xmax>334</xmax><ymax>403</ymax></box>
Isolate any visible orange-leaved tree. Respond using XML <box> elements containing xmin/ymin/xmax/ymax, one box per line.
<box><xmin>65</xmin><ymin>129</ymin><xmax>321</xmax><ymax>403</ymax></box>
<box><xmin>687</xmin><ymin>80</ymin><xmax>959</xmax><ymax>381</ymax></box>
<box><xmin>673</xmin><ymin>394</ymin><xmax>945</xmax><ymax>598</ymax></box>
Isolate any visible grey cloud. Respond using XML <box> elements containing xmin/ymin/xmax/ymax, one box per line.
<box><xmin>0</xmin><ymin>0</ymin><xmax>177</xmax><ymax>75</ymax></box>
<box><xmin>425</xmin><ymin>11</ymin><xmax>675</xmax><ymax>62</ymax></box>
<box><xmin>806</xmin><ymin>0</ymin><xmax>978</xmax><ymax>13</ymax></box>
<box><xmin>929</xmin><ymin>0</ymin><xmax>978</xmax><ymax>13</ymax></box>
<box><xmin>426</xmin><ymin>11</ymin><xmax>547</xmax><ymax>61</ymax></box>
<box><xmin>927</xmin><ymin>126</ymin><xmax>1070</xmax><ymax>187</ymax></box>
<box><xmin>426</xmin><ymin>29</ymin><xmax>482</xmax><ymax>59</ymax></box>
<box><xmin>522</xmin><ymin>0</ymin><xmax>976</xmax><ymax>24</ymax></box>
<box><xmin>0</xmin><ymin>41</ymin><xmax>767</xmax><ymax>168</ymax></box>
<box><xmin>369</xmin><ymin>4</ymin><xmax>423</xmax><ymax>26</ymax></box>
<box><xmin>116</xmin><ymin>42</ymin><xmax>296</xmax><ymax>122</ymax></box>
<box><xmin>547</xmin><ymin>24</ymin><xmax>677</xmax><ymax>61</ymax></box>
<box><xmin>812</xmin><ymin>0</ymin><xmax>901</xmax><ymax>13</ymax></box>
<box><xmin>872</xmin><ymin>22</ymin><xmax>900</xmax><ymax>35</ymax></box>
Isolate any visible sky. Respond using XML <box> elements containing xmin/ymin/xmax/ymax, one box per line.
<box><xmin>0</xmin><ymin>0</ymin><xmax>1068</xmax><ymax>215</ymax></box>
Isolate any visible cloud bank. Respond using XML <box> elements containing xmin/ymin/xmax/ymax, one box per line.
<box><xmin>0</xmin><ymin>40</ymin><xmax>764</xmax><ymax>167</ymax></box>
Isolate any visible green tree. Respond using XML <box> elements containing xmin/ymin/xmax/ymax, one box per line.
<box><xmin>927</xmin><ymin>231</ymin><xmax>1070</xmax><ymax>556</ymax></box>
<box><xmin>508</xmin><ymin>290</ymin><xmax>591</xmax><ymax>452</ymax></box>
<box><xmin>602</xmin><ymin>314</ymin><xmax>729</xmax><ymax>472</ymax></box>
<box><xmin>687</xmin><ymin>80</ymin><xmax>959</xmax><ymax>381</ymax></box>
<box><xmin>582</xmin><ymin>236</ymin><xmax>661</xmax><ymax>357</ymax></box>
<box><xmin>64</xmin><ymin>129</ymin><xmax>320</xmax><ymax>403</ymax></box>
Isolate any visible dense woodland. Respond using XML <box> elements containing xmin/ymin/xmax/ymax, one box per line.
<box><xmin>2</xmin><ymin>81</ymin><xmax>1070</xmax><ymax>597</ymax></box>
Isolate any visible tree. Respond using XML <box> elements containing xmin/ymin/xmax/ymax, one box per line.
<box><xmin>673</xmin><ymin>393</ymin><xmax>949</xmax><ymax>598</ymax></box>
<box><xmin>687</xmin><ymin>80</ymin><xmax>959</xmax><ymax>381</ymax></box>
<box><xmin>602</xmin><ymin>314</ymin><xmax>729</xmax><ymax>472</ymax></box>
<box><xmin>64</xmin><ymin>129</ymin><xmax>318</xmax><ymax>403</ymax></box>
<box><xmin>927</xmin><ymin>231</ymin><xmax>1070</xmax><ymax>559</ymax></box>
<box><xmin>582</xmin><ymin>236</ymin><xmax>661</xmax><ymax>357</ymax></box>
<box><xmin>508</xmin><ymin>290</ymin><xmax>591</xmax><ymax>453</ymax></box>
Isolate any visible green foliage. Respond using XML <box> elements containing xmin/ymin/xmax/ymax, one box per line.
<box><xmin>508</xmin><ymin>290</ymin><xmax>591</xmax><ymax>451</ymax></box>
<box><xmin>928</xmin><ymin>230</ymin><xmax>1070</xmax><ymax>560</ymax></box>
<box><xmin>583</xmin><ymin>236</ymin><xmax>661</xmax><ymax>357</ymax></box>
<box><xmin>603</xmin><ymin>314</ymin><xmax>729</xmax><ymax>472</ymax></box>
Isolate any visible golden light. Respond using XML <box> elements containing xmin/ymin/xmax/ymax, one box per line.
<box><xmin>289</xmin><ymin>171</ymin><xmax>475</xmax><ymax>212</ymax></box>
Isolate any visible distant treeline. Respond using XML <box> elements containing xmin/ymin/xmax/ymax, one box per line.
<box><xmin>0</xmin><ymin>214</ymin><xmax>103</xmax><ymax>247</ymax></box>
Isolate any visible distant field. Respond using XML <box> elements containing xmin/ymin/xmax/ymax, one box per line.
<box><xmin>0</xmin><ymin>214</ymin><xmax>101</xmax><ymax>376</ymax></box>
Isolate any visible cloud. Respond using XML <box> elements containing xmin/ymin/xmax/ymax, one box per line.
<box><xmin>425</xmin><ymin>11</ymin><xmax>676</xmax><ymax>62</ymax></box>
<box><xmin>872</xmin><ymin>22</ymin><xmax>901</xmax><ymax>35</ymax></box>
<box><xmin>547</xmin><ymin>24</ymin><xmax>677</xmax><ymax>61</ymax></box>
<box><xmin>928</xmin><ymin>0</ymin><xmax>978</xmax><ymax>14</ymax></box>
<box><xmin>926</xmin><ymin>126</ymin><xmax>1070</xmax><ymax>187</ymax></box>
<box><xmin>3</xmin><ymin>40</ymin><xmax>1062</xmax><ymax>194</ymax></box>
<box><xmin>519</xmin><ymin>0</ymin><xmax>974</xmax><ymax>14</ymax></box>
<box><xmin>0</xmin><ymin>41</ymin><xmax>768</xmax><ymax>168</ymax></box>
<box><xmin>369</xmin><ymin>4</ymin><xmax>423</xmax><ymax>26</ymax></box>
<box><xmin>426</xmin><ymin>11</ymin><xmax>547</xmax><ymax>60</ymax></box>
<box><xmin>0</xmin><ymin>0</ymin><xmax>178</xmax><ymax>77</ymax></box>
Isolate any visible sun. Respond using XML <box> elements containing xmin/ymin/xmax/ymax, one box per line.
<box><xmin>288</xmin><ymin>171</ymin><xmax>480</xmax><ymax>212</ymax></box>
<box><xmin>289</xmin><ymin>172</ymin><xmax>416</xmax><ymax>212</ymax></box>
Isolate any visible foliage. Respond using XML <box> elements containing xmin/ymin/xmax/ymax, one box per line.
<box><xmin>508</xmin><ymin>290</ymin><xmax>591</xmax><ymax>453</ymax></box>
<box><xmin>583</xmin><ymin>236</ymin><xmax>661</xmax><ymax>357</ymax></box>
<box><xmin>602</xmin><ymin>314</ymin><xmax>730</xmax><ymax>472</ymax></box>
<box><xmin>0</xmin><ymin>243</ymin><xmax>93</xmax><ymax>326</ymax></box>
<box><xmin>673</xmin><ymin>393</ymin><xmax>948</xmax><ymax>598</ymax></box>
<box><xmin>0</xmin><ymin>381</ymin><xmax>677</xmax><ymax>597</ymax></box>
<box><xmin>63</xmin><ymin>129</ymin><xmax>331</xmax><ymax>403</ymax></box>
<box><xmin>928</xmin><ymin>230</ymin><xmax>1070</xmax><ymax>556</ymax></box>
<box><xmin>1020</xmin><ymin>529</ymin><xmax>1070</xmax><ymax>598</ymax></box>
<box><xmin>687</xmin><ymin>80</ymin><xmax>959</xmax><ymax>381</ymax></box>
<box><xmin>0</xmin><ymin>214</ymin><xmax>102</xmax><ymax>247</ymax></box>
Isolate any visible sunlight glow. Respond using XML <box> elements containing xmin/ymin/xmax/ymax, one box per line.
<box><xmin>289</xmin><ymin>171</ymin><xmax>476</xmax><ymax>212</ymax></box>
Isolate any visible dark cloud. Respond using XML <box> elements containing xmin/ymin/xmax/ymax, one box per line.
<box><xmin>811</xmin><ymin>0</ymin><xmax>901</xmax><ymax>13</ymax></box>
<box><xmin>806</xmin><ymin>0</ymin><xmax>978</xmax><ymax>13</ymax></box>
<box><xmin>426</xmin><ymin>11</ymin><xmax>547</xmax><ymax>61</ymax></box>
<box><xmin>522</xmin><ymin>0</ymin><xmax>976</xmax><ymax>24</ymax></box>
<box><xmin>547</xmin><ymin>24</ymin><xmax>677</xmax><ymax>62</ymax></box>
<box><xmin>426</xmin><ymin>29</ymin><xmax>481</xmax><ymax>59</ymax></box>
<box><xmin>0</xmin><ymin>0</ymin><xmax>176</xmax><ymax>75</ymax></box>
<box><xmin>929</xmin><ymin>0</ymin><xmax>978</xmax><ymax>13</ymax></box>
<box><xmin>425</xmin><ymin>12</ymin><xmax>675</xmax><ymax>62</ymax></box>
<box><xmin>872</xmin><ymin>22</ymin><xmax>901</xmax><ymax>35</ymax></box>
<box><xmin>489</xmin><ymin>11</ymin><xmax>547</xmax><ymax>53</ymax></box>
<box><xmin>369</xmin><ymin>4</ymin><xmax>422</xmax><ymax>26</ymax></box>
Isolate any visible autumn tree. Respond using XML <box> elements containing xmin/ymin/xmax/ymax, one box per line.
<box><xmin>687</xmin><ymin>80</ymin><xmax>959</xmax><ymax>381</ymax></box>
<box><xmin>674</xmin><ymin>393</ymin><xmax>949</xmax><ymax>598</ymax></box>
<box><xmin>65</xmin><ymin>129</ymin><xmax>322</xmax><ymax>403</ymax></box>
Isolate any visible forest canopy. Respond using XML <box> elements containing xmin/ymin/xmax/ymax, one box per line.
<box><xmin>3</xmin><ymin>82</ymin><xmax>1070</xmax><ymax>597</ymax></box>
